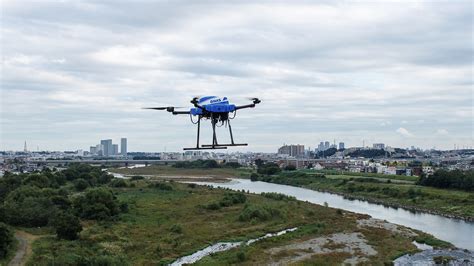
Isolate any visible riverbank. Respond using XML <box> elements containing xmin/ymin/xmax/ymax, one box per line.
<box><xmin>25</xmin><ymin>181</ymin><xmax>444</xmax><ymax>265</ymax></box>
<box><xmin>257</xmin><ymin>171</ymin><xmax>474</xmax><ymax>221</ymax></box>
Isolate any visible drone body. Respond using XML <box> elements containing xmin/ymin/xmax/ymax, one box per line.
<box><xmin>144</xmin><ymin>96</ymin><xmax>261</xmax><ymax>150</ymax></box>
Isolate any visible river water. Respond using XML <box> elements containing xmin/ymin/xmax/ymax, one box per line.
<box><xmin>192</xmin><ymin>179</ymin><xmax>474</xmax><ymax>250</ymax></box>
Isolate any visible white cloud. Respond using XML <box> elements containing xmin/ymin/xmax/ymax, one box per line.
<box><xmin>396</xmin><ymin>127</ymin><xmax>414</xmax><ymax>138</ymax></box>
<box><xmin>436</xmin><ymin>129</ymin><xmax>449</xmax><ymax>135</ymax></box>
<box><xmin>0</xmin><ymin>1</ymin><xmax>472</xmax><ymax>151</ymax></box>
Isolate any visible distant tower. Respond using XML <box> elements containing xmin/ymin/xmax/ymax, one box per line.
<box><xmin>24</xmin><ymin>141</ymin><xmax>27</xmax><ymax>152</ymax></box>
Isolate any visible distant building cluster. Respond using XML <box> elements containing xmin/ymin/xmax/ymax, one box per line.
<box><xmin>90</xmin><ymin>138</ymin><xmax>127</xmax><ymax>156</ymax></box>
<box><xmin>278</xmin><ymin>144</ymin><xmax>305</xmax><ymax>157</ymax></box>
<box><xmin>317</xmin><ymin>141</ymin><xmax>339</xmax><ymax>152</ymax></box>
<box><xmin>373</xmin><ymin>143</ymin><xmax>385</xmax><ymax>150</ymax></box>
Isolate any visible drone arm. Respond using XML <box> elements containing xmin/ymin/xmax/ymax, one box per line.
<box><xmin>172</xmin><ymin>111</ymin><xmax>191</xmax><ymax>115</ymax></box>
<box><xmin>234</xmin><ymin>103</ymin><xmax>256</xmax><ymax>110</ymax></box>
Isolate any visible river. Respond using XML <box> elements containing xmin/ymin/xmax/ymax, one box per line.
<box><xmin>192</xmin><ymin>179</ymin><xmax>474</xmax><ymax>250</ymax></box>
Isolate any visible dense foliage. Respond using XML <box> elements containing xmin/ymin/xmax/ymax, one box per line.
<box><xmin>346</xmin><ymin>149</ymin><xmax>387</xmax><ymax>158</ymax></box>
<box><xmin>73</xmin><ymin>188</ymin><xmax>121</xmax><ymax>220</ymax></box>
<box><xmin>0</xmin><ymin>223</ymin><xmax>13</xmax><ymax>259</ymax></box>
<box><xmin>256</xmin><ymin>162</ymin><xmax>281</xmax><ymax>175</ymax></box>
<box><xmin>0</xmin><ymin>164</ymin><xmax>126</xmax><ymax>241</ymax></box>
<box><xmin>418</xmin><ymin>170</ymin><xmax>474</xmax><ymax>191</ymax></box>
<box><xmin>316</xmin><ymin>147</ymin><xmax>337</xmax><ymax>158</ymax></box>
<box><xmin>51</xmin><ymin>211</ymin><xmax>83</xmax><ymax>240</ymax></box>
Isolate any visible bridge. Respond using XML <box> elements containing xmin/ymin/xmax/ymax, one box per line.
<box><xmin>26</xmin><ymin>159</ymin><xmax>181</xmax><ymax>167</ymax></box>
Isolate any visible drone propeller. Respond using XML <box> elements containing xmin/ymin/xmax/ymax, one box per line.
<box><xmin>245</xmin><ymin>97</ymin><xmax>261</xmax><ymax>104</ymax></box>
<box><xmin>142</xmin><ymin>106</ymin><xmax>184</xmax><ymax>112</ymax></box>
<box><xmin>191</xmin><ymin>96</ymin><xmax>201</xmax><ymax>105</ymax></box>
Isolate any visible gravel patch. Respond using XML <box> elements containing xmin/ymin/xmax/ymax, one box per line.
<box><xmin>268</xmin><ymin>232</ymin><xmax>377</xmax><ymax>265</ymax></box>
<box><xmin>357</xmin><ymin>218</ymin><xmax>418</xmax><ymax>237</ymax></box>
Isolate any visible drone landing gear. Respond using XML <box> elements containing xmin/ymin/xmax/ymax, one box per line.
<box><xmin>182</xmin><ymin>117</ymin><xmax>247</xmax><ymax>150</ymax></box>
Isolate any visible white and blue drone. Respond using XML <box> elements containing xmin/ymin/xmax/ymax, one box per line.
<box><xmin>144</xmin><ymin>96</ymin><xmax>261</xmax><ymax>150</ymax></box>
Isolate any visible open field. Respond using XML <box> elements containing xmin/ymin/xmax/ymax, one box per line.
<box><xmin>25</xmin><ymin>181</ymin><xmax>443</xmax><ymax>265</ymax></box>
<box><xmin>110</xmin><ymin>165</ymin><xmax>251</xmax><ymax>178</ymax></box>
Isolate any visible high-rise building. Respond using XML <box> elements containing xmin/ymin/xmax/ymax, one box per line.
<box><xmin>324</xmin><ymin>141</ymin><xmax>330</xmax><ymax>150</ymax></box>
<box><xmin>100</xmin><ymin>139</ymin><xmax>113</xmax><ymax>156</ymax></box>
<box><xmin>278</xmin><ymin>144</ymin><xmax>305</xmax><ymax>157</ymax></box>
<box><xmin>373</xmin><ymin>143</ymin><xmax>385</xmax><ymax>150</ymax></box>
<box><xmin>339</xmin><ymin>142</ymin><xmax>345</xmax><ymax>150</ymax></box>
<box><xmin>90</xmin><ymin>146</ymin><xmax>97</xmax><ymax>154</ymax></box>
<box><xmin>121</xmin><ymin>138</ymin><xmax>127</xmax><ymax>156</ymax></box>
<box><xmin>112</xmin><ymin>144</ymin><xmax>119</xmax><ymax>155</ymax></box>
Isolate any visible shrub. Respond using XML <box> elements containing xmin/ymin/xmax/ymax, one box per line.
<box><xmin>236</xmin><ymin>251</ymin><xmax>246</xmax><ymax>262</ymax></box>
<box><xmin>250</xmin><ymin>173</ymin><xmax>259</xmax><ymax>182</ymax></box>
<box><xmin>219</xmin><ymin>193</ymin><xmax>247</xmax><ymax>207</ymax></box>
<box><xmin>152</xmin><ymin>182</ymin><xmax>173</xmax><ymax>191</ymax></box>
<box><xmin>51</xmin><ymin>211</ymin><xmax>82</xmax><ymax>240</ymax></box>
<box><xmin>3</xmin><ymin>186</ymin><xmax>56</xmax><ymax>226</ymax></box>
<box><xmin>73</xmin><ymin>178</ymin><xmax>89</xmax><ymax>191</ymax></box>
<box><xmin>109</xmin><ymin>179</ymin><xmax>127</xmax><ymax>188</ymax></box>
<box><xmin>204</xmin><ymin>202</ymin><xmax>221</xmax><ymax>210</ymax></box>
<box><xmin>0</xmin><ymin>222</ymin><xmax>13</xmax><ymax>259</ymax></box>
<box><xmin>72</xmin><ymin>188</ymin><xmax>120</xmax><ymax>220</ymax></box>
<box><xmin>261</xmin><ymin>192</ymin><xmax>296</xmax><ymax>201</ymax></box>
<box><xmin>284</xmin><ymin>165</ymin><xmax>297</xmax><ymax>171</ymax></box>
<box><xmin>131</xmin><ymin>175</ymin><xmax>145</xmax><ymax>181</ymax></box>
<box><xmin>170</xmin><ymin>224</ymin><xmax>183</xmax><ymax>234</ymax></box>
<box><xmin>238</xmin><ymin>205</ymin><xmax>282</xmax><ymax>222</ymax></box>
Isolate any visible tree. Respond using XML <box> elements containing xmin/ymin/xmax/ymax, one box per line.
<box><xmin>51</xmin><ymin>212</ymin><xmax>82</xmax><ymax>240</ymax></box>
<box><xmin>3</xmin><ymin>186</ymin><xmax>56</xmax><ymax>226</ymax></box>
<box><xmin>73</xmin><ymin>178</ymin><xmax>89</xmax><ymax>191</ymax></box>
<box><xmin>0</xmin><ymin>223</ymin><xmax>13</xmax><ymax>259</ymax></box>
<box><xmin>73</xmin><ymin>188</ymin><xmax>120</xmax><ymax>220</ymax></box>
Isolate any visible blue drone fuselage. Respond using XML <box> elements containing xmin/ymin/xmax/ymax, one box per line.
<box><xmin>190</xmin><ymin>96</ymin><xmax>236</xmax><ymax>116</ymax></box>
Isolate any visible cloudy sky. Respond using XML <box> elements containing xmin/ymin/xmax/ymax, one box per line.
<box><xmin>1</xmin><ymin>0</ymin><xmax>472</xmax><ymax>152</ymax></box>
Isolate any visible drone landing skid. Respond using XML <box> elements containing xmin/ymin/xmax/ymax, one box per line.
<box><xmin>201</xmin><ymin>144</ymin><xmax>248</xmax><ymax>147</ymax></box>
<box><xmin>183</xmin><ymin>146</ymin><xmax>227</xmax><ymax>150</ymax></box>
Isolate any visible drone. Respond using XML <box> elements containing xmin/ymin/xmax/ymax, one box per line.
<box><xmin>144</xmin><ymin>96</ymin><xmax>261</xmax><ymax>150</ymax></box>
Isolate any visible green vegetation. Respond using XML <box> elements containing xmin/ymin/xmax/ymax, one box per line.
<box><xmin>111</xmin><ymin>164</ymin><xmax>251</xmax><ymax>178</ymax></box>
<box><xmin>51</xmin><ymin>211</ymin><xmax>82</xmax><ymax>240</ymax></box>
<box><xmin>418</xmin><ymin>169</ymin><xmax>474</xmax><ymax>191</ymax></box>
<box><xmin>173</xmin><ymin>159</ymin><xmax>241</xmax><ymax>169</ymax></box>
<box><xmin>0</xmin><ymin>164</ymin><xmax>129</xmax><ymax>264</ymax></box>
<box><xmin>0</xmin><ymin>223</ymin><xmax>14</xmax><ymax>259</ymax></box>
<box><xmin>306</xmin><ymin>169</ymin><xmax>419</xmax><ymax>182</ymax></box>
<box><xmin>0</xmin><ymin>164</ymin><xmax>456</xmax><ymax>265</ymax></box>
<box><xmin>23</xmin><ymin>178</ymin><xmax>441</xmax><ymax>265</ymax></box>
<box><xmin>254</xmin><ymin>170</ymin><xmax>474</xmax><ymax>219</ymax></box>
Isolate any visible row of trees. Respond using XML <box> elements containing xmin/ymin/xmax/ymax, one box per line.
<box><xmin>418</xmin><ymin>169</ymin><xmax>474</xmax><ymax>191</ymax></box>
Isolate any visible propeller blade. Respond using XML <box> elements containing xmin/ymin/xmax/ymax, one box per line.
<box><xmin>142</xmin><ymin>107</ymin><xmax>168</xmax><ymax>110</ymax></box>
<box><xmin>142</xmin><ymin>106</ymin><xmax>185</xmax><ymax>111</ymax></box>
<box><xmin>245</xmin><ymin>97</ymin><xmax>261</xmax><ymax>104</ymax></box>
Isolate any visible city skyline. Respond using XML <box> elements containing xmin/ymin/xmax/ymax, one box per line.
<box><xmin>1</xmin><ymin>1</ymin><xmax>472</xmax><ymax>152</ymax></box>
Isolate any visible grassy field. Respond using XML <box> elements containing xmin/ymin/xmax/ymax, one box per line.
<box><xmin>261</xmin><ymin>171</ymin><xmax>474</xmax><ymax>220</ymax></box>
<box><xmin>110</xmin><ymin>165</ymin><xmax>251</xmax><ymax>178</ymax></box>
<box><xmin>25</xmin><ymin>181</ymin><xmax>442</xmax><ymax>265</ymax></box>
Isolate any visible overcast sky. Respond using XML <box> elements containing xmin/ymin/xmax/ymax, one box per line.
<box><xmin>1</xmin><ymin>0</ymin><xmax>472</xmax><ymax>152</ymax></box>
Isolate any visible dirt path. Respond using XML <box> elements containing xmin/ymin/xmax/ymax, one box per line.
<box><xmin>8</xmin><ymin>231</ymin><xmax>40</xmax><ymax>266</ymax></box>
